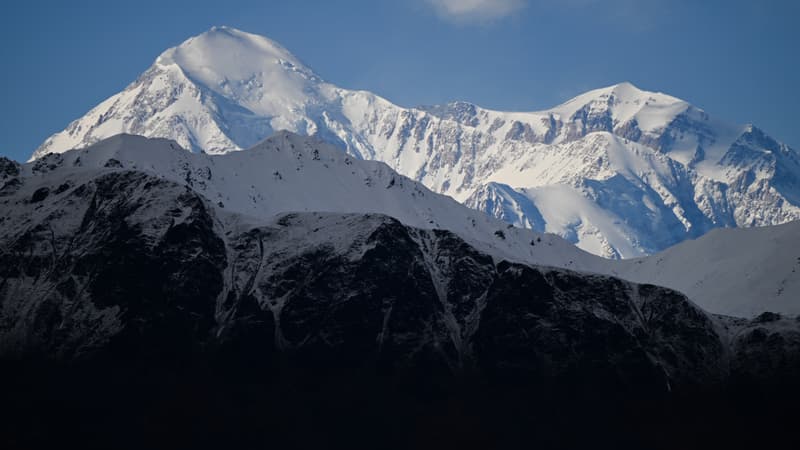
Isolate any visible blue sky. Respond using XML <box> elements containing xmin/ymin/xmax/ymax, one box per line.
<box><xmin>1</xmin><ymin>0</ymin><xmax>798</xmax><ymax>161</ymax></box>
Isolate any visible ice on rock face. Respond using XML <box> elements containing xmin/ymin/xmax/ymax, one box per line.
<box><xmin>31</xmin><ymin>27</ymin><xmax>800</xmax><ymax>259</ymax></box>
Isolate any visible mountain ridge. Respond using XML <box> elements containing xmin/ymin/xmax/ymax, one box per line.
<box><xmin>6</xmin><ymin>133</ymin><xmax>799</xmax><ymax>379</ymax></box>
<box><xmin>31</xmin><ymin>26</ymin><xmax>800</xmax><ymax>259</ymax></box>
<box><xmin>9</xmin><ymin>132</ymin><xmax>800</xmax><ymax>317</ymax></box>
<box><xmin>19</xmin><ymin>132</ymin><xmax>599</xmax><ymax>271</ymax></box>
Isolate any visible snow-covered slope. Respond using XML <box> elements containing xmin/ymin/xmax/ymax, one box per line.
<box><xmin>32</xmin><ymin>27</ymin><xmax>800</xmax><ymax>258</ymax></box>
<box><xmin>20</xmin><ymin>132</ymin><xmax>597</xmax><ymax>271</ymax></box>
<box><xmin>613</xmin><ymin>221</ymin><xmax>800</xmax><ymax>318</ymax></box>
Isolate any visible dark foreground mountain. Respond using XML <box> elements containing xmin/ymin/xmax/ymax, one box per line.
<box><xmin>2</xmin><ymin>137</ymin><xmax>799</xmax><ymax>449</ymax></box>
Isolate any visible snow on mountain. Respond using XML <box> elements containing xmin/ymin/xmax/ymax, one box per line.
<box><xmin>34</xmin><ymin>26</ymin><xmax>342</xmax><ymax>156</ymax></box>
<box><xmin>613</xmin><ymin>221</ymin><xmax>800</xmax><ymax>318</ymax></box>
<box><xmin>20</xmin><ymin>132</ymin><xmax>597</xmax><ymax>271</ymax></box>
<box><xmin>31</xmin><ymin>27</ymin><xmax>800</xmax><ymax>259</ymax></box>
<box><xmin>9</xmin><ymin>132</ymin><xmax>800</xmax><ymax>317</ymax></box>
<box><xmin>8</xmin><ymin>141</ymin><xmax>799</xmax><ymax>402</ymax></box>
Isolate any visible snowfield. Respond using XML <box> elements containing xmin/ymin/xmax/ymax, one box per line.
<box><xmin>614</xmin><ymin>221</ymin><xmax>800</xmax><ymax>317</ymax></box>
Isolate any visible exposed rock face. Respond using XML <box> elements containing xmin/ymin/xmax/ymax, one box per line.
<box><xmin>0</xmin><ymin>171</ymin><xmax>226</xmax><ymax>360</ymax></box>
<box><xmin>724</xmin><ymin>313</ymin><xmax>800</xmax><ymax>384</ymax></box>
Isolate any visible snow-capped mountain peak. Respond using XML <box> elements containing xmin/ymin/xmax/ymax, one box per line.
<box><xmin>155</xmin><ymin>26</ymin><xmax>326</xmax><ymax>115</ymax></box>
<box><xmin>550</xmin><ymin>81</ymin><xmax>690</xmax><ymax>134</ymax></box>
<box><xmin>32</xmin><ymin>26</ymin><xmax>342</xmax><ymax>159</ymax></box>
<box><xmin>31</xmin><ymin>27</ymin><xmax>800</xmax><ymax>259</ymax></box>
<box><xmin>159</xmin><ymin>26</ymin><xmax>309</xmax><ymax>71</ymax></box>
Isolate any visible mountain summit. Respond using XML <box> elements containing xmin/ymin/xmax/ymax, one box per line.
<box><xmin>32</xmin><ymin>27</ymin><xmax>800</xmax><ymax>258</ymax></box>
<box><xmin>34</xmin><ymin>26</ymin><xmax>343</xmax><ymax>156</ymax></box>
<box><xmin>154</xmin><ymin>26</ymin><xmax>325</xmax><ymax>114</ymax></box>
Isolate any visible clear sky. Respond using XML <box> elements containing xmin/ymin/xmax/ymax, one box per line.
<box><xmin>1</xmin><ymin>0</ymin><xmax>798</xmax><ymax>161</ymax></box>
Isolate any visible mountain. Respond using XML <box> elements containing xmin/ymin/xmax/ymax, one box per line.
<box><xmin>32</xmin><ymin>26</ymin><xmax>372</xmax><ymax>157</ymax></box>
<box><xmin>10</xmin><ymin>132</ymin><xmax>800</xmax><ymax>318</ymax></box>
<box><xmin>32</xmin><ymin>27</ymin><xmax>800</xmax><ymax>259</ymax></box>
<box><xmin>614</xmin><ymin>221</ymin><xmax>800</xmax><ymax>318</ymax></box>
<box><xmin>19</xmin><ymin>132</ymin><xmax>594</xmax><ymax>270</ymax></box>
<box><xmin>2</xmin><ymin>131</ymin><xmax>796</xmax><ymax>365</ymax></box>
<box><xmin>4</xmin><ymin>132</ymin><xmax>800</xmax><ymax>449</ymax></box>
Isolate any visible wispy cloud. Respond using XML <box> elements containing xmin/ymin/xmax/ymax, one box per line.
<box><xmin>424</xmin><ymin>0</ymin><xmax>668</xmax><ymax>29</ymax></box>
<box><xmin>425</xmin><ymin>0</ymin><xmax>527</xmax><ymax>23</ymax></box>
